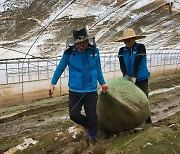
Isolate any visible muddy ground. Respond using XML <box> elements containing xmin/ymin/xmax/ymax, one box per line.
<box><xmin>0</xmin><ymin>73</ymin><xmax>180</xmax><ymax>154</ymax></box>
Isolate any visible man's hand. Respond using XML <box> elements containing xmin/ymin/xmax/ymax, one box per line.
<box><xmin>102</xmin><ymin>84</ymin><xmax>109</xmax><ymax>93</ymax></box>
<box><xmin>49</xmin><ymin>84</ymin><xmax>55</xmax><ymax>97</ymax></box>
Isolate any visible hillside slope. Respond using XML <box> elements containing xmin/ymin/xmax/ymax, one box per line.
<box><xmin>0</xmin><ymin>0</ymin><xmax>179</xmax><ymax>59</ymax></box>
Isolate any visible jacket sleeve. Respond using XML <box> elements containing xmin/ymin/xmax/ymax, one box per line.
<box><xmin>51</xmin><ymin>51</ymin><xmax>70</xmax><ymax>85</ymax></box>
<box><xmin>118</xmin><ymin>47</ymin><xmax>127</xmax><ymax>76</ymax></box>
<box><xmin>133</xmin><ymin>44</ymin><xmax>146</xmax><ymax>77</ymax></box>
<box><xmin>96</xmin><ymin>48</ymin><xmax>106</xmax><ymax>85</ymax></box>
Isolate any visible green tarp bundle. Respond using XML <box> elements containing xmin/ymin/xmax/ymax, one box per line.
<box><xmin>97</xmin><ymin>78</ymin><xmax>151</xmax><ymax>133</ymax></box>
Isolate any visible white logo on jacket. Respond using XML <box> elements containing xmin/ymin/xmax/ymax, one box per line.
<box><xmin>90</xmin><ymin>54</ymin><xmax>97</xmax><ymax>57</ymax></box>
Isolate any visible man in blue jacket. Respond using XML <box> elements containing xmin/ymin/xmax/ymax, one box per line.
<box><xmin>49</xmin><ymin>27</ymin><xmax>108</xmax><ymax>145</ymax></box>
<box><xmin>116</xmin><ymin>28</ymin><xmax>152</xmax><ymax>124</ymax></box>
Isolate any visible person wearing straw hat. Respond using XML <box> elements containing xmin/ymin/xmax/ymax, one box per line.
<box><xmin>49</xmin><ymin>27</ymin><xmax>109</xmax><ymax>145</ymax></box>
<box><xmin>116</xmin><ymin>28</ymin><xmax>152</xmax><ymax>124</ymax></box>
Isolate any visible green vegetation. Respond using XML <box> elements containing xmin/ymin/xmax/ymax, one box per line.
<box><xmin>106</xmin><ymin>112</ymin><xmax>180</xmax><ymax>154</ymax></box>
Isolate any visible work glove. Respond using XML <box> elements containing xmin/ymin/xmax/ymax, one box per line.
<box><xmin>124</xmin><ymin>75</ymin><xmax>131</xmax><ymax>81</ymax></box>
<box><xmin>102</xmin><ymin>84</ymin><xmax>109</xmax><ymax>93</ymax></box>
<box><xmin>130</xmin><ymin>77</ymin><xmax>136</xmax><ymax>83</ymax></box>
<box><xmin>124</xmin><ymin>75</ymin><xmax>136</xmax><ymax>83</ymax></box>
<box><xmin>49</xmin><ymin>84</ymin><xmax>55</xmax><ymax>97</ymax></box>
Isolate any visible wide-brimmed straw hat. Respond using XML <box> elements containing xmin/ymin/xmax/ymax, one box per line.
<box><xmin>115</xmin><ymin>28</ymin><xmax>146</xmax><ymax>42</ymax></box>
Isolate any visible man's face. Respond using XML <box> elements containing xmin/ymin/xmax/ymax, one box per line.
<box><xmin>75</xmin><ymin>40</ymin><xmax>89</xmax><ymax>52</ymax></box>
<box><xmin>123</xmin><ymin>37</ymin><xmax>136</xmax><ymax>48</ymax></box>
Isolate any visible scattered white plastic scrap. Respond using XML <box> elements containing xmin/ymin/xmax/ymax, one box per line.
<box><xmin>4</xmin><ymin>138</ymin><xmax>38</xmax><ymax>154</ymax></box>
<box><xmin>143</xmin><ymin>142</ymin><xmax>153</xmax><ymax>148</ymax></box>
<box><xmin>67</xmin><ymin>126</ymin><xmax>81</xmax><ymax>139</ymax></box>
<box><xmin>55</xmin><ymin>132</ymin><xmax>63</xmax><ymax>140</ymax></box>
<box><xmin>17</xmin><ymin>138</ymin><xmax>38</xmax><ymax>151</ymax></box>
<box><xmin>57</xmin><ymin>132</ymin><xmax>63</xmax><ymax>136</ymax></box>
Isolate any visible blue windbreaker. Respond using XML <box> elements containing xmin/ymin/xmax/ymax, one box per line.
<box><xmin>51</xmin><ymin>45</ymin><xmax>106</xmax><ymax>92</ymax></box>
